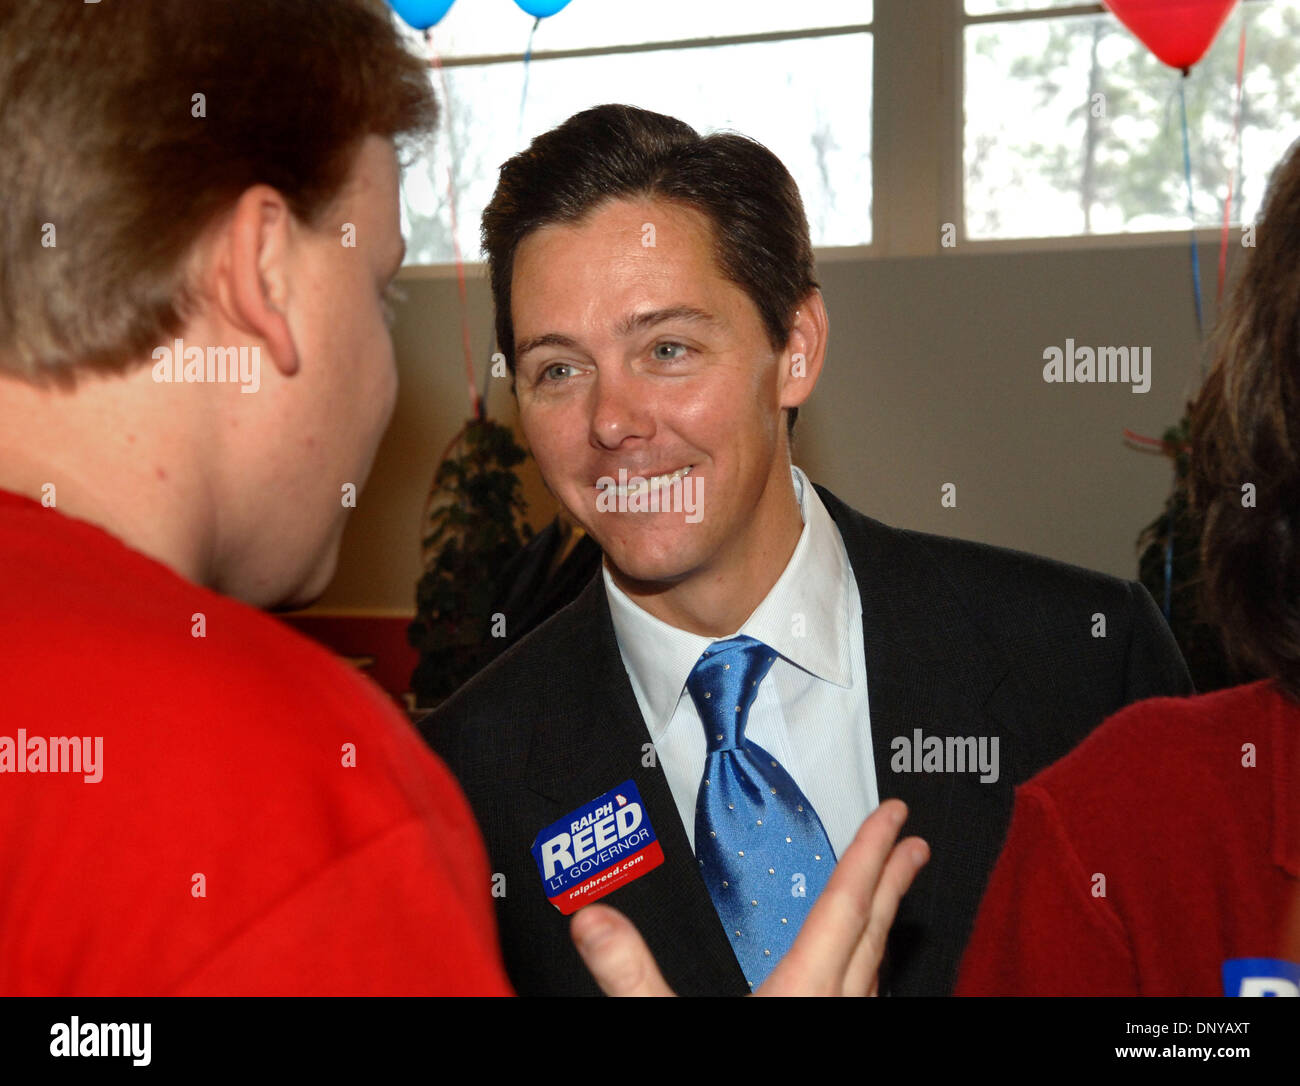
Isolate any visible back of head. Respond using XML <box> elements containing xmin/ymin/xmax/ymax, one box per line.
<box><xmin>0</xmin><ymin>0</ymin><xmax>437</xmax><ymax>383</ymax></box>
<box><xmin>480</xmin><ymin>103</ymin><xmax>818</xmax><ymax>436</ymax></box>
<box><xmin>1190</xmin><ymin>137</ymin><xmax>1300</xmax><ymax>700</ymax></box>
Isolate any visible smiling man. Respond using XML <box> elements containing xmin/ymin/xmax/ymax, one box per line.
<box><xmin>514</xmin><ymin>195</ymin><xmax>814</xmax><ymax>636</ymax></box>
<box><xmin>420</xmin><ymin>104</ymin><xmax>1194</xmax><ymax>997</ymax></box>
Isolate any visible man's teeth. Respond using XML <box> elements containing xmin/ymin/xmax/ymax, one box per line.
<box><xmin>617</xmin><ymin>466</ymin><xmax>692</xmax><ymax>495</ymax></box>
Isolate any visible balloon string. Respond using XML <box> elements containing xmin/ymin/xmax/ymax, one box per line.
<box><xmin>1179</xmin><ymin>74</ymin><xmax>1204</xmax><ymax>340</ymax></box>
<box><xmin>425</xmin><ymin>30</ymin><xmax>482</xmax><ymax>421</ymax></box>
<box><xmin>1216</xmin><ymin>19</ymin><xmax>1247</xmax><ymax>314</ymax></box>
<box><xmin>517</xmin><ymin>16</ymin><xmax>541</xmax><ymax>149</ymax></box>
<box><xmin>1153</xmin><ymin>77</ymin><xmax>1202</xmax><ymax>625</ymax></box>
<box><xmin>477</xmin><ymin>16</ymin><xmax>542</xmax><ymax>412</ymax></box>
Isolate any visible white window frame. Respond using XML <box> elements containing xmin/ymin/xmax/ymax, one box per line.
<box><xmin>403</xmin><ymin>0</ymin><xmax>1265</xmax><ymax>276</ymax></box>
<box><xmin>400</xmin><ymin>14</ymin><xmax>875</xmax><ymax>276</ymax></box>
<box><xmin>898</xmin><ymin>0</ymin><xmax>1266</xmax><ymax>259</ymax></box>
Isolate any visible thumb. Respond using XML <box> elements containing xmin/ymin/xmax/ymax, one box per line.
<box><xmin>570</xmin><ymin>904</ymin><xmax>675</xmax><ymax>996</ymax></box>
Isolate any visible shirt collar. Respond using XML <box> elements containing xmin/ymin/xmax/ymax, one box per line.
<box><xmin>743</xmin><ymin>467</ymin><xmax>857</xmax><ymax>690</ymax></box>
<box><xmin>603</xmin><ymin>465</ymin><xmax>859</xmax><ymax>739</ymax></box>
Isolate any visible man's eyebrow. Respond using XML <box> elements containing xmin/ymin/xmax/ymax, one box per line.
<box><xmin>614</xmin><ymin>305</ymin><xmax>720</xmax><ymax>338</ymax></box>
<box><xmin>516</xmin><ymin>332</ymin><xmax>583</xmax><ymax>361</ymax></box>
<box><xmin>516</xmin><ymin>306</ymin><xmax>720</xmax><ymax>362</ymax></box>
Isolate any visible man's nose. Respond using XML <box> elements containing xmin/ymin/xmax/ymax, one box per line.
<box><xmin>589</xmin><ymin>368</ymin><xmax>655</xmax><ymax>449</ymax></box>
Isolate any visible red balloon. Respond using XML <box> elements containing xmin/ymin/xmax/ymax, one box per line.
<box><xmin>1103</xmin><ymin>0</ymin><xmax>1238</xmax><ymax>71</ymax></box>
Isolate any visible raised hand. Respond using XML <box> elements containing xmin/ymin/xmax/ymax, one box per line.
<box><xmin>571</xmin><ymin>799</ymin><xmax>929</xmax><ymax>996</ymax></box>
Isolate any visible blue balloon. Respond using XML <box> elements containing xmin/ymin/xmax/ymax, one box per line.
<box><xmin>389</xmin><ymin>0</ymin><xmax>457</xmax><ymax>31</ymax></box>
<box><xmin>514</xmin><ymin>0</ymin><xmax>573</xmax><ymax>16</ymax></box>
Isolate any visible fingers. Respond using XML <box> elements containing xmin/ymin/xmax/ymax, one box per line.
<box><xmin>572</xmin><ymin>803</ymin><xmax>928</xmax><ymax>998</ymax></box>
<box><xmin>570</xmin><ymin>903</ymin><xmax>675</xmax><ymax>996</ymax></box>
<box><xmin>758</xmin><ymin>800</ymin><xmax>928</xmax><ymax>996</ymax></box>
<box><xmin>842</xmin><ymin>834</ymin><xmax>929</xmax><ymax>995</ymax></box>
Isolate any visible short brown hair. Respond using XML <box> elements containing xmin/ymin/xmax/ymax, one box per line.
<box><xmin>1189</xmin><ymin>137</ymin><xmax>1300</xmax><ymax>701</ymax></box>
<box><xmin>481</xmin><ymin>104</ymin><xmax>819</xmax><ymax>439</ymax></box>
<box><xmin>0</xmin><ymin>0</ymin><xmax>437</xmax><ymax>381</ymax></box>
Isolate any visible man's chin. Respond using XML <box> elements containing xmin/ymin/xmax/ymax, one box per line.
<box><xmin>601</xmin><ymin>544</ymin><xmax>699</xmax><ymax>595</ymax></box>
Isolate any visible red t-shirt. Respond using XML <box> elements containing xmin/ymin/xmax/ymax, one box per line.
<box><xmin>956</xmin><ymin>680</ymin><xmax>1300</xmax><ymax>996</ymax></box>
<box><xmin>0</xmin><ymin>490</ymin><xmax>513</xmax><ymax>995</ymax></box>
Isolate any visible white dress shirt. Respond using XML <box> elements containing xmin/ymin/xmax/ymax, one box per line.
<box><xmin>602</xmin><ymin>466</ymin><xmax>878</xmax><ymax>859</ymax></box>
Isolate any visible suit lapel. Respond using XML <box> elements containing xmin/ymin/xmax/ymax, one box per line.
<box><xmin>523</xmin><ymin>576</ymin><xmax>749</xmax><ymax>995</ymax></box>
<box><xmin>819</xmin><ymin>487</ymin><xmax>1013</xmax><ymax>994</ymax></box>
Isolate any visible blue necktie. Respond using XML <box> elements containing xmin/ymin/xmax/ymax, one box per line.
<box><xmin>688</xmin><ymin>635</ymin><xmax>837</xmax><ymax>988</ymax></box>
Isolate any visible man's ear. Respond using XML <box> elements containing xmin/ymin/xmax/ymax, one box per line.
<box><xmin>209</xmin><ymin>184</ymin><xmax>300</xmax><ymax>378</ymax></box>
<box><xmin>778</xmin><ymin>289</ymin><xmax>828</xmax><ymax>411</ymax></box>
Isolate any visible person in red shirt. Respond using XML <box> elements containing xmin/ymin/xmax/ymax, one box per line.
<box><xmin>957</xmin><ymin>138</ymin><xmax>1300</xmax><ymax>998</ymax></box>
<box><xmin>0</xmin><ymin>1</ymin><xmax>925</xmax><ymax>997</ymax></box>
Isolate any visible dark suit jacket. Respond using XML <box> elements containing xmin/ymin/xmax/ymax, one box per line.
<box><xmin>420</xmin><ymin>486</ymin><xmax>1194</xmax><ymax>996</ymax></box>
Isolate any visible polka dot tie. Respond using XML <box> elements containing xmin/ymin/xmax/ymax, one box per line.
<box><xmin>687</xmin><ymin>635</ymin><xmax>837</xmax><ymax>989</ymax></box>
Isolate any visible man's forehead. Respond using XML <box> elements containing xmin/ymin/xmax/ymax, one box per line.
<box><xmin>514</xmin><ymin>201</ymin><xmax>728</xmax><ymax>306</ymax></box>
<box><xmin>332</xmin><ymin>137</ymin><xmax>401</xmax><ymax>231</ymax></box>
<box><xmin>507</xmin><ymin>197</ymin><xmax>762</xmax><ymax>362</ymax></box>
<box><xmin>345</xmin><ymin>135</ymin><xmax>401</xmax><ymax>189</ymax></box>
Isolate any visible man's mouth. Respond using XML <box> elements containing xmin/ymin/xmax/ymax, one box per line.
<box><xmin>595</xmin><ymin>464</ymin><xmax>694</xmax><ymax>497</ymax></box>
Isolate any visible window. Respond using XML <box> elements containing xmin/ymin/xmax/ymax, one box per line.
<box><xmin>395</xmin><ymin>0</ymin><xmax>873</xmax><ymax>265</ymax></box>
<box><xmin>963</xmin><ymin>0</ymin><xmax>1300</xmax><ymax>240</ymax></box>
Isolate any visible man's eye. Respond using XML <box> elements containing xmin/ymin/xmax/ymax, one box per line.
<box><xmin>652</xmin><ymin>342</ymin><xmax>688</xmax><ymax>362</ymax></box>
<box><xmin>540</xmin><ymin>362</ymin><xmax>575</xmax><ymax>382</ymax></box>
<box><xmin>381</xmin><ymin>283</ymin><xmax>407</xmax><ymax>328</ymax></box>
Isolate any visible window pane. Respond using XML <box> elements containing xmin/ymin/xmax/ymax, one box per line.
<box><xmin>964</xmin><ymin>2</ymin><xmax>1300</xmax><ymax>239</ymax></box>
<box><xmin>402</xmin><ymin>33</ymin><xmax>872</xmax><ymax>263</ymax></box>
<box><xmin>398</xmin><ymin>0</ymin><xmax>871</xmax><ymax>57</ymax></box>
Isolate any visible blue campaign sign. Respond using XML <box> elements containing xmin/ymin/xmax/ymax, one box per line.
<box><xmin>530</xmin><ymin>780</ymin><xmax>664</xmax><ymax>914</ymax></box>
<box><xmin>1222</xmin><ymin>958</ymin><xmax>1300</xmax><ymax>997</ymax></box>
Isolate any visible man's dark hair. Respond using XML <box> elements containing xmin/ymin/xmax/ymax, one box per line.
<box><xmin>481</xmin><ymin>104</ymin><xmax>819</xmax><ymax>439</ymax></box>
<box><xmin>1190</xmin><ymin>137</ymin><xmax>1300</xmax><ymax>702</ymax></box>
